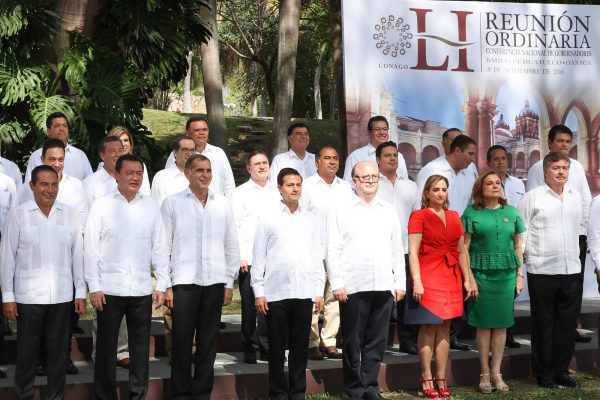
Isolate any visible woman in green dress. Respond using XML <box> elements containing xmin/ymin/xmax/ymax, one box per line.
<box><xmin>461</xmin><ymin>170</ymin><xmax>525</xmax><ymax>394</ymax></box>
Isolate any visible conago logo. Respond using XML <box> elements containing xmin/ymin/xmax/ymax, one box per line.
<box><xmin>373</xmin><ymin>16</ymin><xmax>412</xmax><ymax>57</ymax></box>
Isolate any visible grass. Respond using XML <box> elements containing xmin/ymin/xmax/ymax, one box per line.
<box><xmin>306</xmin><ymin>369</ymin><xmax>600</xmax><ymax>399</ymax></box>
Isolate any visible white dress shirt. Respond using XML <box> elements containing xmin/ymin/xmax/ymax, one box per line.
<box><xmin>269</xmin><ymin>149</ymin><xmax>317</xmax><ymax>182</ymax></box>
<box><xmin>97</xmin><ymin>161</ymin><xmax>151</xmax><ymax>196</ymax></box>
<box><xmin>377</xmin><ymin>174</ymin><xmax>420</xmax><ymax>252</ymax></box>
<box><xmin>343</xmin><ymin>143</ymin><xmax>408</xmax><ymax>182</ymax></box>
<box><xmin>416</xmin><ymin>156</ymin><xmax>478</xmax><ymax>215</ymax></box>
<box><xmin>327</xmin><ymin>195</ymin><xmax>405</xmax><ymax>295</ymax></box>
<box><xmin>19</xmin><ymin>173</ymin><xmax>88</xmax><ymax>229</ymax></box>
<box><xmin>0</xmin><ymin>156</ymin><xmax>22</xmax><ymax>190</ymax></box>
<box><xmin>84</xmin><ymin>190</ymin><xmax>170</xmax><ymax>296</ymax></box>
<box><xmin>0</xmin><ymin>173</ymin><xmax>17</xmax><ymax>233</ymax></box>
<box><xmin>502</xmin><ymin>174</ymin><xmax>525</xmax><ymax>207</ymax></box>
<box><xmin>301</xmin><ymin>174</ymin><xmax>353</xmax><ymax>259</ymax></box>
<box><xmin>25</xmin><ymin>144</ymin><xmax>92</xmax><ymax>182</ymax></box>
<box><xmin>0</xmin><ymin>201</ymin><xmax>85</xmax><ymax>304</ymax></box>
<box><xmin>151</xmin><ymin>166</ymin><xmax>189</xmax><ymax>206</ymax></box>
<box><xmin>587</xmin><ymin>195</ymin><xmax>600</xmax><ymax>272</ymax></box>
<box><xmin>518</xmin><ymin>184</ymin><xmax>582</xmax><ymax>275</ymax></box>
<box><xmin>162</xmin><ymin>189</ymin><xmax>240</xmax><ymax>289</ymax></box>
<box><xmin>251</xmin><ymin>202</ymin><xmax>324</xmax><ymax>302</ymax></box>
<box><xmin>527</xmin><ymin>158</ymin><xmax>591</xmax><ymax>234</ymax></box>
<box><xmin>230</xmin><ymin>179</ymin><xmax>281</xmax><ymax>265</ymax></box>
<box><xmin>165</xmin><ymin>144</ymin><xmax>235</xmax><ymax>196</ymax></box>
<box><xmin>83</xmin><ymin>166</ymin><xmax>150</xmax><ymax>205</ymax></box>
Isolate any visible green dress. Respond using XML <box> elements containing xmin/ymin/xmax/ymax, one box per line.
<box><xmin>461</xmin><ymin>205</ymin><xmax>526</xmax><ymax>328</ymax></box>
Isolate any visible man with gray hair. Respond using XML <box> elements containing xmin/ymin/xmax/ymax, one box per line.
<box><xmin>518</xmin><ymin>152</ymin><xmax>582</xmax><ymax>389</ymax></box>
<box><xmin>328</xmin><ymin>161</ymin><xmax>405</xmax><ymax>400</ymax></box>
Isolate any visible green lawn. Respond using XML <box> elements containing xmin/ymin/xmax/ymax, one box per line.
<box><xmin>307</xmin><ymin>369</ymin><xmax>600</xmax><ymax>399</ymax></box>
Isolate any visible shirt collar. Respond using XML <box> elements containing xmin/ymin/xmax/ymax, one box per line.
<box><xmin>350</xmin><ymin>193</ymin><xmax>385</xmax><ymax>207</ymax></box>
<box><xmin>287</xmin><ymin>148</ymin><xmax>308</xmax><ymax>161</ymax></box>
<box><xmin>25</xmin><ymin>199</ymin><xmax>64</xmax><ymax>214</ymax></box>
<box><xmin>543</xmin><ymin>183</ymin><xmax>573</xmax><ymax>197</ymax></box>
<box><xmin>184</xmin><ymin>187</ymin><xmax>215</xmax><ymax>202</ymax></box>
<box><xmin>277</xmin><ymin>200</ymin><xmax>302</xmax><ymax>214</ymax></box>
<box><xmin>98</xmin><ymin>166</ymin><xmax>116</xmax><ymax>182</ymax></box>
<box><xmin>110</xmin><ymin>188</ymin><xmax>143</xmax><ymax>202</ymax></box>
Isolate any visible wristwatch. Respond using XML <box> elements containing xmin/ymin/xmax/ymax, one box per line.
<box><xmin>516</xmin><ymin>271</ymin><xmax>525</xmax><ymax>278</ymax></box>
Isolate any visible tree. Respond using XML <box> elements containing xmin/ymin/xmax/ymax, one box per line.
<box><xmin>200</xmin><ymin>0</ymin><xmax>228</xmax><ymax>152</ymax></box>
<box><xmin>328</xmin><ymin>0</ymin><xmax>346</xmax><ymax>156</ymax></box>
<box><xmin>272</xmin><ymin>0</ymin><xmax>302</xmax><ymax>155</ymax></box>
<box><xmin>0</xmin><ymin>0</ymin><xmax>212</xmax><ymax>172</ymax></box>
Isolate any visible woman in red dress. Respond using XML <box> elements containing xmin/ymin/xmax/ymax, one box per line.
<box><xmin>406</xmin><ymin>175</ymin><xmax>477</xmax><ymax>399</ymax></box>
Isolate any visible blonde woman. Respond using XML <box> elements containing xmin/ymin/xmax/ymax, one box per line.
<box><xmin>406</xmin><ymin>174</ymin><xmax>477</xmax><ymax>399</ymax></box>
<box><xmin>105</xmin><ymin>126</ymin><xmax>150</xmax><ymax>195</ymax></box>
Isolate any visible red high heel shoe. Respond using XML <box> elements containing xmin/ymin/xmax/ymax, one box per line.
<box><xmin>419</xmin><ymin>376</ymin><xmax>440</xmax><ymax>399</ymax></box>
<box><xmin>435</xmin><ymin>377</ymin><xmax>451</xmax><ymax>399</ymax></box>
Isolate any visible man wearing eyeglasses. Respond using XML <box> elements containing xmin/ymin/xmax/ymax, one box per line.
<box><xmin>151</xmin><ymin>136</ymin><xmax>198</xmax><ymax>207</ymax></box>
<box><xmin>269</xmin><ymin>123</ymin><xmax>317</xmax><ymax>181</ymax></box>
<box><xmin>343</xmin><ymin>116</ymin><xmax>408</xmax><ymax>182</ymax></box>
<box><xmin>165</xmin><ymin>117</ymin><xmax>236</xmax><ymax>196</ymax></box>
<box><xmin>328</xmin><ymin>161</ymin><xmax>405</xmax><ymax>400</ymax></box>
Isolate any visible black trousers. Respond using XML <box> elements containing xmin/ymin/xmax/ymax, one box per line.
<box><xmin>171</xmin><ymin>284</ymin><xmax>224</xmax><ymax>400</ymax></box>
<box><xmin>39</xmin><ymin>288</ymin><xmax>78</xmax><ymax>367</ymax></box>
<box><xmin>528</xmin><ymin>273</ymin><xmax>580</xmax><ymax>383</ymax></box>
<box><xmin>15</xmin><ymin>302</ymin><xmax>71</xmax><ymax>400</ymax></box>
<box><xmin>339</xmin><ymin>291</ymin><xmax>393</xmax><ymax>399</ymax></box>
<box><xmin>576</xmin><ymin>235</ymin><xmax>587</xmax><ymax>318</ymax></box>
<box><xmin>95</xmin><ymin>295</ymin><xmax>152</xmax><ymax>400</ymax></box>
<box><xmin>266</xmin><ymin>298</ymin><xmax>313</xmax><ymax>400</ymax></box>
<box><xmin>397</xmin><ymin>256</ymin><xmax>418</xmax><ymax>347</ymax></box>
<box><xmin>239</xmin><ymin>265</ymin><xmax>269</xmax><ymax>353</ymax></box>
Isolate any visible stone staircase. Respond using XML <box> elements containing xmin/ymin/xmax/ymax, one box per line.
<box><xmin>228</xmin><ymin>122</ymin><xmax>272</xmax><ymax>186</ymax></box>
<box><xmin>1</xmin><ymin>300</ymin><xmax>600</xmax><ymax>399</ymax></box>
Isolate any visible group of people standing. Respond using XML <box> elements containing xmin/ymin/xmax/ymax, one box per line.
<box><xmin>0</xmin><ymin>111</ymin><xmax>595</xmax><ymax>400</ymax></box>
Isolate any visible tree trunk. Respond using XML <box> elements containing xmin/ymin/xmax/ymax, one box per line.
<box><xmin>328</xmin><ymin>0</ymin><xmax>347</xmax><ymax>157</ymax></box>
<box><xmin>272</xmin><ymin>0</ymin><xmax>301</xmax><ymax>155</ymax></box>
<box><xmin>52</xmin><ymin>0</ymin><xmax>101</xmax><ymax>62</ymax></box>
<box><xmin>200</xmin><ymin>0</ymin><xmax>229</xmax><ymax>153</ymax></box>
<box><xmin>329</xmin><ymin>81</ymin><xmax>336</xmax><ymax>121</ymax></box>
<box><xmin>313</xmin><ymin>43</ymin><xmax>327</xmax><ymax>120</ymax></box>
<box><xmin>182</xmin><ymin>51</ymin><xmax>193</xmax><ymax>113</ymax></box>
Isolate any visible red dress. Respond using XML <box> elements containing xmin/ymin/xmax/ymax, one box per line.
<box><xmin>405</xmin><ymin>208</ymin><xmax>464</xmax><ymax>324</ymax></box>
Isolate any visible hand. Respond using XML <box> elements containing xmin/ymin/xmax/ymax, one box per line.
<box><xmin>166</xmin><ymin>287</ymin><xmax>174</xmax><ymax>309</ymax></box>
<box><xmin>3</xmin><ymin>302</ymin><xmax>17</xmax><ymax>321</ymax></box>
<box><xmin>314</xmin><ymin>296</ymin><xmax>324</xmax><ymax>314</ymax></box>
<box><xmin>470</xmin><ymin>278</ymin><xmax>479</xmax><ymax>300</ymax></box>
<box><xmin>74</xmin><ymin>299</ymin><xmax>86</xmax><ymax>315</ymax></box>
<box><xmin>90</xmin><ymin>291</ymin><xmax>106</xmax><ymax>312</ymax></box>
<box><xmin>333</xmin><ymin>288</ymin><xmax>348</xmax><ymax>303</ymax></box>
<box><xmin>154</xmin><ymin>291</ymin><xmax>165</xmax><ymax>309</ymax></box>
<box><xmin>240</xmin><ymin>260</ymin><xmax>249</xmax><ymax>274</ymax></box>
<box><xmin>255</xmin><ymin>296</ymin><xmax>268</xmax><ymax>315</ymax></box>
<box><xmin>394</xmin><ymin>289</ymin><xmax>406</xmax><ymax>303</ymax></box>
<box><xmin>516</xmin><ymin>276</ymin><xmax>524</xmax><ymax>295</ymax></box>
<box><xmin>464</xmin><ymin>279</ymin><xmax>477</xmax><ymax>301</ymax></box>
<box><xmin>412</xmin><ymin>280</ymin><xmax>424</xmax><ymax>303</ymax></box>
<box><xmin>223</xmin><ymin>288</ymin><xmax>233</xmax><ymax>306</ymax></box>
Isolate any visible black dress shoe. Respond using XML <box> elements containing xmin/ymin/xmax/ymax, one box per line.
<box><xmin>35</xmin><ymin>364</ymin><xmax>47</xmax><ymax>377</ymax></box>
<box><xmin>243</xmin><ymin>349</ymin><xmax>257</xmax><ymax>364</ymax></box>
<box><xmin>505</xmin><ymin>333</ymin><xmax>521</xmax><ymax>348</ymax></box>
<box><xmin>0</xmin><ymin>369</ymin><xmax>6</xmax><ymax>379</ymax></box>
<box><xmin>362</xmin><ymin>392</ymin><xmax>387</xmax><ymax>400</ymax></box>
<box><xmin>219</xmin><ymin>322</ymin><xmax>227</xmax><ymax>329</ymax></box>
<box><xmin>66</xmin><ymin>359</ymin><xmax>78</xmax><ymax>375</ymax></box>
<box><xmin>259</xmin><ymin>351</ymin><xmax>269</xmax><ymax>362</ymax></box>
<box><xmin>575</xmin><ymin>330</ymin><xmax>592</xmax><ymax>343</ymax></box>
<box><xmin>73</xmin><ymin>325</ymin><xmax>85</xmax><ymax>334</ymax></box>
<box><xmin>399</xmin><ymin>344</ymin><xmax>418</xmax><ymax>355</ymax></box>
<box><xmin>537</xmin><ymin>379</ymin><xmax>559</xmax><ymax>389</ymax></box>
<box><xmin>556</xmin><ymin>374</ymin><xmax>580</xmax><ymax>388</ymax></box>
<box><xmin>450</xmin><ymin>340</ymin><xmax>472</xmax><ymax>351</ymax></box>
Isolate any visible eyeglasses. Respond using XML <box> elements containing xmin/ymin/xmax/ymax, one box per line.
<box><xmin>370</xmin><ymin>128</ymin><xmax>389</xmax><ymax>132</ymax></box>
<box><xmin>353</xmin><ymin>174</ymin><xmax>379</xmax><ymax>183</ymax></box>
<box><xmin>179</xmin><ymin>147</ymin><xmax>197</xmax><ymax>154</ymax></box>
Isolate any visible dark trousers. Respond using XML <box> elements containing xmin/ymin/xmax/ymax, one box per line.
<box><xmin>39</xmin><ymin>288</ymin><xmax>78</xmax><ymax>367</ymax></box>
<box><xmin>397</xmin><ymin>256</ymin><xmax>418</xmax><ymax>347</ymax></box>
<box><xmin>576</xmin><ymin>235</ymin><xmax>587</xmax><ymax>318</ymax></box>
<box><xmin>239</xmin><ymin>266</ymin><xmax>269</xmax><ymax>353</ymax></box>
<box><xmin>171</xmin><ymin>284</ymin><xmax>224</xmax><ymax>400</ymax></box>
<box><xmin>95</xmin><ymin>295</ymin><xmax>152</xmax><ymax>400</ymax></box>
<box><xmin>528</xmin><ymin>273</ymin><xmax>580</xmax><ymax>383</ymax></box>
<box><xmin>15</xmin><ymin>302</ymin><xmax>71</xmax><ymax>400</ymax></box>
<box><xmin>266</xmin><ymin>298</ymin><xmax>313</xmax><ymax>400</ymax></box>
<box><xmin>339</xmin><ymin>291</ymin><xmax>393</xmax><ymax>399</ymax></box>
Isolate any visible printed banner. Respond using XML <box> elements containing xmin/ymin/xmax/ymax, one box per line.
<box><xmin>342</xmin><ymin>0</ymin><xmax>600</xmax><ymax>190</ymax></box>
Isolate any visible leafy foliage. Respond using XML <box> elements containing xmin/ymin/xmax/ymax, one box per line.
<box><xmin>0</xmin><ymin>0</ymin><xmax>211</xmax><ymax>174</ymax></box>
